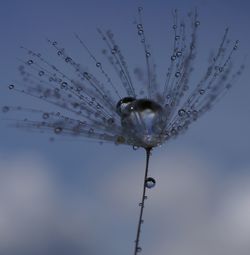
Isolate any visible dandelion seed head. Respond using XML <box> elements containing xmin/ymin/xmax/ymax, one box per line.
<box><xmin>2</xmin><ymin>8</ymin><xmax>244</xmax><ymax>150</ymax></box>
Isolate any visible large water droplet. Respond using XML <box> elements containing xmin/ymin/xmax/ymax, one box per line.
<box><xmin>119</xmin><ymin>99</ymin><xmax>167</xmax><ymax>147</ymax></box>
<box><xmin>145</xmin><ymin>177</ymin><xmax>156</xmax><ymax>189</ymax></box>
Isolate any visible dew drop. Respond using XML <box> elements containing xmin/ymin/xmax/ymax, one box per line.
<box><xmin>178</xmin><ymin>109</ymin><xmax>186</xmax><ymax>117</ymax></box>
<box><xmin>195</xmin><ymin>20</ymin><xmax>200</xmax><ymax>27</ymax></box>
<box><xmin>175</xmin><ymin>72</ymin><xmax>181</xmax><ymax>78</ymax></box>
<box><xmin>137</xmin><ymin>24</ymin><xmax>143</xmax><ymax>29</ymax></box>
<box><xmin>65</xmin><ymin>57</ymin><xmax>72</xmax><ymax>63</ymax></box>
<box><xmin>83</xmin><ymin>72</ymin><xmax>91</xmax><ymax>80</ymax></box>
<box><xmin>116</xmin><ymin>97</ymin><xmax>136</xmax><ymax>115</ymax></box>
<box><xmin>61</xmin><ymin>82</ymin><xmax>68</xmax><ymax>89</ymax></box>
<box><xmin>8</xmin><ymin>84</ymin><xmax>15</xmax><ymax>90</ymax></box>
<box><xmin>136</xmin><ymin>247</ymin><xmax>142</xmax><ymax>252</ymax></box>
<box><xmin>199</xmin><ymin>89</ymin><xmax>205</xmax><ymax>95</ymax></box>
<box><xmin>171</xmin><ymin>55</ymin><xmax>176</xmax><ymax>61</ymax></box>
<box><xmin>96</xmin><ymin>62</ymin><xmax>101</xmax><ymax>68</ymax></box>
<box><xmin>176</xmin><ymin>51</ymin><xmax>182</xmax><ymax>57</ymax></box>
<box><xmin>133</xmin><ymin>145</ymin><xmax>139</xmax><ymax>150</ymax></box>
<box><xmin>54</xmin><ymin>127</ymin><xmax>62</xmax><ymax>134</ymax></box>
<box><xmin>145</xmin><ymin>177</ymin><xmax>156</xmax><ymax>188</ymax></box>
<box><xmin>39</xmin><ymin>71</ymin><xmax>45</xmax><ymax>76</ymax></box>
<box><xmin>27</xmin><ymin>60</ymin><xmax>33</xmax><ymax>65</ymax></box>
<box><xmin>138</xmin><ymin>29</ymin><xmax>144</xmax><ymax>35</ymax></box>
<box><xmin>171</xmin><ymin>128</ymin><xmax>177</xmax><ymax>136</ymax></box>
<box><xmin>42</xmin><ymin>113</ymin><xmax>49</xmax><ymax>119</ymax></box>
<box><xmin>175</xmin><ymin>35</ymin><xmax>180</xmax><ymax>40</ymax></box>
<box><xmin>146</xmin><ymin>51</ymin><xmax>151</xmax><ymax>57</ymax></box>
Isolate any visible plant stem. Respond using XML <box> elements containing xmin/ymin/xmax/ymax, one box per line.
<box><xmin>134</xmin><ymin>147</ymin><xmax>152</xmax><ymax>255</ymax></box>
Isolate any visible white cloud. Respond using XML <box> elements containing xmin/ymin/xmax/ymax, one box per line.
<box><xmin>0</xmin><ymin>149</ymin><xmax>250</xmax><ymax>255</ymax></box>
<box><xmin>0</xmin><ymin>153</ymin><xmax>96</xmax><ymax>255</ymax></box>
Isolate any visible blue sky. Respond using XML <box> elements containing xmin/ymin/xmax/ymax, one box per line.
<box><xmin>0</xmin><ymin>0</ymin><xmax>250</xmax><ymax>254</ymax></box>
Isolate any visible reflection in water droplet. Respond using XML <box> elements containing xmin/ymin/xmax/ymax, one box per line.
<box><xmin>145</xmin><ymin>177</ymin><xmax>156</xmax><ymax>189</ymax></box>
<box><xmin>9</xmin><ymin>84</ymin><xmax>14</xmax><ymax>90</ymax></box>
<box><xmin>116</xmin><ymin>97</ymin><xmax>136</xmax><ymax>115</ymax></box>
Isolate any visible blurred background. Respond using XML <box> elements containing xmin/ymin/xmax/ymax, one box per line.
<box><xmin>0</xmin><ymin>0</ymin><xmax>250</xmax><ymax>254</ymax></box>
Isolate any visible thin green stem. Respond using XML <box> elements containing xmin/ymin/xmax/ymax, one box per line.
<box><xmin>134</xmin><ymin>147</ymin><xmax>152</xmax><ymax>255</ymax></box>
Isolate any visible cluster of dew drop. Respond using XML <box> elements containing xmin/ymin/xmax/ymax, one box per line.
<box><xmin>2</xmin><ymin>8</ymin><xmax>244</xmax><ymax>150</ymax></box>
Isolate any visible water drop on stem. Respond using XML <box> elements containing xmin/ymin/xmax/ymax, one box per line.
<box><xmin>134</xmin><ymin>147</ymin><xmax>152</xmax><ymax>255</ymax></box>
